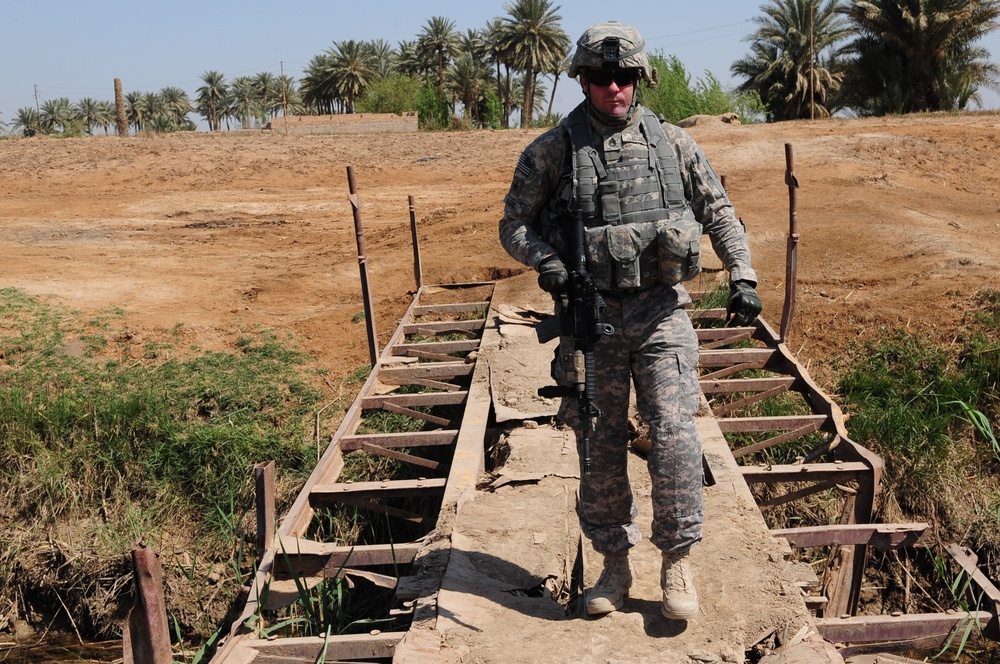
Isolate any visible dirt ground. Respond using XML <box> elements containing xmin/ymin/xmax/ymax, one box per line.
<box><xmin>2</xmin><ymin>113</ymin><xmax>1000</xmax><ymax>657</ymax></box>
<box><xmin>3</xmin><ymin>114</ymin><xmax>999</xmax><ymax>390</ymax></box>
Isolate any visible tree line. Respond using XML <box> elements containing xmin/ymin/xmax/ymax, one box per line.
<box><xmin>4</xmin><ymin>0</ymin><xmax>999</xmax><ymax>137</ymax></box>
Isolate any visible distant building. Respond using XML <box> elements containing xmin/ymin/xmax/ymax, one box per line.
<box><xmin>266</xmin><ymin>112</ymin><xmax>418</xmax><ymax>135</ymax></box>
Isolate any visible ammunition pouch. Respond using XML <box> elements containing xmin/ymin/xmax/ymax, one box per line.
<box><xmin>583</xmin><ymin>215</ymin><xmax>701</xmax><ymax>291</ymax></box>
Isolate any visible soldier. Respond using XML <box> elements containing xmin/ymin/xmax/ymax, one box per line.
<box><xmin>498</xmin><ymin>21</ymin><xmax>762</xmax><ymax>620</ymax></box>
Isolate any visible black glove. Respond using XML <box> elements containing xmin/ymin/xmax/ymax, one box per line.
<box><xmin>727</xmin><ymin>280</ymin><xmax>762</xmax><ymax>327</ymax></box>
<box><xmin>537</xmin><ymin>257</ymin><xmax>568</xmax><ymax>293</ymax></box>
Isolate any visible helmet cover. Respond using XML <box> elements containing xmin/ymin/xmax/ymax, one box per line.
<box><xmin>569</xmin><ymin>21</ymin><xmax>656</xmax><ymax>87</ymax></box>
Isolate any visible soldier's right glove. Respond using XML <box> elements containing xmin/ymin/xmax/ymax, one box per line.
<box><xmin>537</xmin><ymin>257</ymin><xmax>568</xmax><ymax>293</ymax></box>
<box><xmin>727</xmin><ymin>280</ymin><xmax>762</xmax><ymax>327</ymax></box>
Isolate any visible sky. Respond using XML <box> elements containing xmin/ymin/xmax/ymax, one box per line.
<box><xmin>3</xmin><ymin>0</ymin><xmax>1000</xmax><ymax>131</ymax></box>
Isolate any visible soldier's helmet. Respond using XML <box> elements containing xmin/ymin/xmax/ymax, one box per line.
<box><xmin>568</xmin><ymin>21</ymin><xmax>657</xmax><ymax>87</ymax></box>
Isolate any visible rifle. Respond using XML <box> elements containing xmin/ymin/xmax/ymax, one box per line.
<box><xmin>536</xmin><ymin>213</ymin><xmax>614</xmax><ymax>473</ymax></box>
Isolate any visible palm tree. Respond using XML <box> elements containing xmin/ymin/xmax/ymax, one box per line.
<box><xmin>418</xmin><ymin>16</ymin><xmax>462</xmax><ymax>99</ymax></box>
<box><xmin>160</xmin><ymin>86</ymin><xmax>193</xmax><ymax>127</ymax></box>
<box><xmin>545</xmin><ymin>53</ymin><xmax>571</xmax><ymax>118</ymax></box>
<box><xmin>12</xmin><ymin>107</ymin><xmax>41</xmax><ymax>136</ymax></box>
<box><xmin>365</xmin><ymin>39</ymin><xmax>398</xmax><ymax>79</ymax></box>
<box><xmin>96</xmin><ymin>100</ymin><xmax>116</xmax><ymax>135</ymax></box>
<box><xmin>253</xmin><ymin>72</ymin><xmax>281</xmax><ymax>120</ymax></box>
<box><xmin>450</xmin><ymin>52</ymin><xmax>493</xmax><ymax>124</ymax></box>
<box><xmin>197</xmin><ymin>70</ymin><xmax>228</xmax><ymax>131</ymax></box>
<box><xmin>500</xmin><ymin>0</ymin><xmax>570</xmax><ymax>127</ymax></box>
<box><xmin>397</xmin><ymin>39</ymin><xmax>429</xmax><ymax>81</ymax></box>
<box><xmin>229</xmin><ymin>76</ymin><xmax>259</xmax><ymax>128</ymax></box>
<box><xmin>75</xmin><ymin>97</ymin><xmax>102</xmax><ymax>136</ymax></box>
<box><xmin>484</xmin><ymin>17</ymin><xmax>515</xmax><ymax>127</ymax></box>
<box><xmin>732</xmin><ymin>0</ymin><xmax>854</xmax><ymax>120</ymax></box>
<box><xmin>40</xmin><ymin>97</ymin><xmax>74</xmax><ymax>134</ymax></box>
<box><xmin>841</xmin><ymin>0</ymin><xmax>1000</xmax><ymax>114</ymax></box>
<box><xmin>302</xmin><ymin>41</ymin><xmax>377</xmax><ymax>114</ymax></box>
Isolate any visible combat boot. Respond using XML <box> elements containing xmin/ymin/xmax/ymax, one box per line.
<box><xmin>585</xmin><ymin>551</ymin><xmax>634</xmax><ymax>615</ymax></box>
<box><xmin>660</xmin><ymin>550</ymin><xmax>699</xmax><ymax>620</ymax></box>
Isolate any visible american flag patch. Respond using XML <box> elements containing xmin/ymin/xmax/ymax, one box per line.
<box><xmin>515</xmin><ymin>154</ymin><xmax>532</xmax><ymax>179</ymax></box>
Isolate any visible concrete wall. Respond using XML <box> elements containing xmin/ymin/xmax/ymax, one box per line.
<box><xmin>266</xmin><ymin>112</ymin><xmax>418</xmax><ymax>135</ymax></box>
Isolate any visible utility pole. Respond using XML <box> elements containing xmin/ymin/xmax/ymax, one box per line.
<box><xmin>34</xmin><ymin>84</ymin><xmax>40</xmax><ymax>115</ymax></box>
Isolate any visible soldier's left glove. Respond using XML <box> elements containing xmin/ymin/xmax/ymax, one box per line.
<box><xmin>727</xmin><ymin>280</ymin><xmax>762</xmax><ymax>327</ymax></box>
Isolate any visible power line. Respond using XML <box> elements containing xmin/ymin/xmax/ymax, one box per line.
<box><xmin>646</xmin><ymin>19</ymin><xmax>752</xmax><ymax>42</ymax></box>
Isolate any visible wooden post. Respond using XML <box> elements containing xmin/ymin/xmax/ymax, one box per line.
<box><xmin>780</xmin><ymin>144</ymin><xmax>800</xmax><ymax>343</ymax></box>
<box><xmin>347</xmin><ymin>166</ymin><xmax>379</xmax><ymax>367</ymax></box>
<box><xmin>408</xmin><ymin>195</ymin><xmax>423</xmax><ymax>292</ymax></box>
<box><xmin>256</xmin><ymin>461</ymin><xmax>276</xmax><ymax>557</ymax></box>
<box><xmin>123</xmin><ymin>545</ymin><xmax>172</xmax><ymax>664</ymax></box>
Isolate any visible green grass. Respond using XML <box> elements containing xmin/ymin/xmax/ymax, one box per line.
<box><xmin>0</xmin><ymin>288</ymin><xmax>328</xmax><ymax>639</ymax></box>
<box><xmin>836</xmin><ymin>288</ymin><xmax>1000</xmax><ymax>524</ymax></box>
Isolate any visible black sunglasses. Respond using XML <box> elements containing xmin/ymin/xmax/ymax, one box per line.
<box><xmin>586</xmin><ymin>69</ymin><xmax>640</xmax><ymax>87</ymax></box>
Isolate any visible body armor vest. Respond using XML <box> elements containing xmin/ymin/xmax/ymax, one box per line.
<box><xmin>563</xmin><ymin>105</ymin><xmax>702</xmax><ymax>291</ymax></box>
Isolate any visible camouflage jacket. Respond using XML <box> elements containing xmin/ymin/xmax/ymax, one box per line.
<box><xmin>498</xmin><ymin>102</ymin><xmax>758</xmax><ymax>287</ymax></box>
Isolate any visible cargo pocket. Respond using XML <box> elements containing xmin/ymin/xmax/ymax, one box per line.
<box><xmin>656</xmin><ymin>217</ymin><xmax>702</xmax><ymax>285</ymax></box>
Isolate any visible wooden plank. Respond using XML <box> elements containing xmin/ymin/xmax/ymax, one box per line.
<box><xmin>310</xmin><ymin>478</ymin><xmax>447</xmax><ymax>503</ymax></box>
<box><xmin>815</xmin><ymin>611</ymin><xmax>991</xmax><ymax>645</ymax></box>
<box><xmin>381</xmin><ymin>401</ymin><xmax>451</xmax><ymax>427</ymax></box>
<box><xmin>741</xmin><ymin>461</ymin><xmax>869</xmax><ymax>484</ymax></box>
<box><xmin>404</xmin><ymin>319</ymin><xmax>485</xmax><ymax>334</ymax></box>
<box><xmin>404</xmin><ymin>349</ymin><xmax>465</xmax><ymax>362</ymax></box>
<box><xmin>362</xmin><ymin>391</ymin><xmax>467</xmax><ymax>409</ymax></box>
<box><xmin>696</xmin><ymin>326</ymin><xmax>755</xmax><ymax>341</ymax></box>
<box><xmin>731</xmin><ymin>422</ymin><xmax>825</xmax><ymax>458</ymax></box>
<box><xmin>340</xmin><ymin>431</ymin><xmax>458</xmax><ymax>451</ymax></box>
<box><xmin>772</xmin><ymin>523</ymin><xmax>930</xmax><ymax>550</ymax></box>
<box><xmin>335</xmin><ymin>499</ymin><xmax>428</xmax><ymax>523</ymax></box>
<box><xmin>233</xmin><ymin>632</ymin><xmax>405</xmax><ymax>661</ymax></box>
<box><xmin>758</xmin><ymin>480</ymin><xmax>840</xmax><ymax>509</ymax></box>
<box><xmin>413</xmin><ymin>301</ymin><xmax>488</xmax><ymax>315</ymax></box>
<box><xmin>379</xmin><ymin>363</ymin><xmax>473</xmax><ymax>381</ymax></box>
<box><xmin>701</xmin><ymin>330</ymin><xmax>753</xmax><ymax>350</ymax></box>
<box><xmin>699</xmin><ymin>362</ymin><xmax>768</xmax><ymax>381</ymax></box>
<box><xmin>699</xmin><ymin>348</ymin><xmax>776</xmax><ymax>367</ymax></box>
<box><xmin>360</xmin><ymin>442</ymin><xmax>441</xmax><ymax>470</ymax></box>
<box><xmin>276</xmin><ymin>539</ymin><xmax>420</xmax><ymax>565</ymax></box>
<box><xmin>717</xmin><ymin>414</ymin><xmax>828</xmax><ymax>433</ymax></box>
<box><xmin>393</xmin><ymin>340</ymin><xmax>480</xmax><ymax>355</ymax></box>
<box><xmin>381</xmin><ymin>378</ymin><xmax>461</xmax><ymax>392</ymax></box>
<box><xmin>711</xmin><ymin>383</ymin><xmax>794</xmax><ymax>417</ymax></box>
<box><xmin>700</xmin><ymin>377</ymin><xmax>796</xmax><ymax>394</ymax></box>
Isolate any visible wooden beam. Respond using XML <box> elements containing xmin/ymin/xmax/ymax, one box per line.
<box><xmin>359</xmin><ymin>441</ymin><xmax>441</xmax><ymax>470</ymax></box>
<box><xmin>379</xmin><ymin>363</ymin><xmax>473</xmax><ymax>381</ymax></box>
<box><xmin>310</xmin><ymin>478</ymin><xmax>447</xmax><ymax>504</ymax></box>
<box><xmin>772</xmin><ymin>523</ymin><xmax>930</xmax><ymax>550</ymax></box>
<box><xmin>717</xmin><ymin>414</ymin><xmax>828</xmax><ymax>433</ymax></box>
<box><xmin>711</xmin><ymin>383</ymin><xmax>794</xmax><ymax>417</ymax></box>
<box><xmin>403</xmin><ymin>319</ymin><xmax>485</xmax><ymax>334</ymax></box>
<box><xmin>741</xmin><ymin>461</ymin><xmax>869</xmax><ymax>484</ymax></box>
<box><xmin>381</xmin><ymin>401</ymin><xmax>451</xmax><ymax>427</ymax></box>
<box><xmin>699</xmin><ymin>348</ymin><xmax>776</xmax><ymax>367</ymax></box>
<box><xmin>340</xmin><ymin>431</ymin><xmax>458</xmax><ymax>451</ymax></box>
<box><xmin>362</xmin><ymin>391</ymin><xmax>467</xmax><ymax>409</ymax></box>
<box><xmin>700</xmin><ymin>377</ymin><xmax>796</xmax><ymax>394</ymax></box>
<box><xmin>231</xmin><ymin>632</ymin><xmax>405</xmax><ymax>661</ymax></box>
<box><xmin>413</xmin><ymin>301</ymin><xmax>488</xmax><ymax>315</ymax></box>
<box><xmin>393</xmin><ymin>340</ymin><xmax>480</xmax><ymax>355</ymax></box>
<box><xmin>731</xmin><ymin>422</ymin><xmax>825</xmax><ymax>458</ymax></box>
<box><xmin>815</xmin><ymin>611</ymin><xmax>991</xmax><ymax>648</ymax></box>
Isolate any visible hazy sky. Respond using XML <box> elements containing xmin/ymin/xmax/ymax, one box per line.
<box><xmin>3</xmin><ymin>0</ymin><xmax>999</xmax><ymax>130</ymax></box>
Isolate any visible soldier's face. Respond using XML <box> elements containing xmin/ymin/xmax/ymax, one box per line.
<box><xmin>582</xmin><ymin>70</ymin><xmax>636</xmax><ymax>119</ymax></box>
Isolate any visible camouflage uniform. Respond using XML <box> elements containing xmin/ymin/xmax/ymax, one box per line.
<box><xmin>499</xmin><ymin>103</ymin><xmax>757</xmax><ymax>555</ymax></box>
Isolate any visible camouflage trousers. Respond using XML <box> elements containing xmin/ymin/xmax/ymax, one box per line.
<box><xmin>558</xmin><ymin>283</ymin><xmax>703</xmax><ymax>555</ymax></box>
